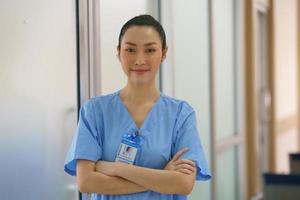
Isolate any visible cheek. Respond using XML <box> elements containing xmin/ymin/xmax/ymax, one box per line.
<box><xmin>150</xmin><ymin>55</ymin><xmax>163</xmax><ymax>68</ymax></box>
<box><xmin>120</xmin><ymin>56</ymin><xmax>132</xmax><ymax>69</ymax></box>
<box><xmin>121</xmin><ymin>64</ymin><xmax>131</xmax><ymax>77</ymax></box>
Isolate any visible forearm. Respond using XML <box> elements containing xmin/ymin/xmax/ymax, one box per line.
<box><xmin>77</xmin><ymin>160</ymin><xmax>146</xmax><ymax>195</ymax></box>
<box><xmin>116</xmin><ymin>163</ymin><xmax>195</xmax><ymax>195</ymax></box>
<box><xmin>81</xmin><ymin>171</ymin><xmax>147</xmax><ymax>195</ymax></box>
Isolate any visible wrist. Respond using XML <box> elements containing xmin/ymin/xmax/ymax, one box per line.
<box><xmin>115</xmin><ymin>162</ymin><xmax>129</xmax><ymax>177</ymax></box>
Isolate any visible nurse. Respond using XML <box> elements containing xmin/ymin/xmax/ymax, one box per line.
<box><xmin>64</xmin><ymin>14</ymin><xmax>211</xmax><ymax>200</ymax></box>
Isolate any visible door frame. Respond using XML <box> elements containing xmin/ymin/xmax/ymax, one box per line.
<box><xmin>77</xmin><ymin>0</ymin><xmax>102</xmax><ymax>105</ymax></box>
<box><xmin>244</xmin><ymin>0</ymin><xmax>275</xmax><ymax>198</ymax></box>
<box><xmin>298</xmin><ymin>0</ymin><xmax>300</xmax><ymax>151</ymax></box>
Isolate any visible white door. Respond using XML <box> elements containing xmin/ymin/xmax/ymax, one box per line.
<box><xmin>212</xmin><ymin>0</ymin><xmax>245</xmax><ymax>199</ymax></box>
<box><xmin>0</xmin><ymin>0</ymin><xmax>78</xmax><ymax>199</ymax></box>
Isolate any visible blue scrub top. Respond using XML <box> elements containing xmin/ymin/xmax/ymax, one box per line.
<box><xmin>64</xmin><ymin>90</ymin><xmax>211</xmax><ymax>200</ymax></box>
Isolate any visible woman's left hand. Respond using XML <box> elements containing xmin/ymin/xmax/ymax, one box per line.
<box><xmin>164</xmin><ymin>147</ymin><xmax>196</xmax><ymax>175</ymax></box>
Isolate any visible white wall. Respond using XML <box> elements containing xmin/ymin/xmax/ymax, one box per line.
<box><xmin>273</xmin><ymin>0</ymin><xmax>299</xmax><ymax>172</ymax></box>
<box><xmin>161</xmin><ymin>0</ymin><xmax>212</xmax><ymax>199</ymax></box>
<box><xmin>274</xmin><ymin>0</ymin><xmax>298</xmax><ymax>119</ymax></box>
<box><xmin>276</xmin><ymin>128</ymin><xmax>298</xmax><ymax>172</ymax></box>
<box><xmin>0</xmin><ymin>0</ymin><xmax>78</xmax><ymax>199</ymax></box>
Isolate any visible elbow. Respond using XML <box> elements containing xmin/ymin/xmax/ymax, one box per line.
<box><xmin>184</xmin><ymin>185</ymin><xmax>194</xmax><ymax>195</ymax></box>
<box><xmin>77</xmin><ymin>183</ymin><xmax>88</xmax><ymax>194</ymax></box>
<box><xmin>77</xmin><ymin>176</ymin><xmax>91</xmax><ymax>193</ymax></box>
<box><xmin>77</xmin><ymin>180</ymin><xmax>87</xmax><ymax>193</ymax></box>
<box><xmin>179</xmin><ymin>183</ymin><xmax>194</xmax><ymax>195</ymax></box>
<box><xmin>177</xmin><ymin>176</ymin><xmax>195</xmax><ymax>195</ymax></box>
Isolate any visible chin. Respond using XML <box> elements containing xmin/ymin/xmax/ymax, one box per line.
<box><xmin>130</xmin><ymin>78</ymin><xmax>153</xmax><ymax>85</ymax></box>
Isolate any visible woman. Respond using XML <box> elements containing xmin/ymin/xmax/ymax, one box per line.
<box><xmin>64</xmin><ymin>14</ymin><xmax>211</xmax><ymax>200</ymax></box>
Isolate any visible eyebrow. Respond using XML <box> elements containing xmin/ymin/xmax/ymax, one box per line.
<box><xmin>124</xmin><ymin>42</ymin><xmax>158</xmax><ymax>46</ymax></box>
<box><xmin>144</xmin><ymin>42</ymin><xmax>158</xmax><ymax>46</ymax></box>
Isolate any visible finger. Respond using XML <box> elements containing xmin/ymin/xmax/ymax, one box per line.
<box><xmin>178</xmin><ymin>159</ymin><xmax>196</xmax><ymax>167</ymax></box>
<box><xmin>175</xmin><ymin>164</ymin><xmax>196</xmax><ymax>172</ymax></box>
<box><xmin>173</xmin><ymin>159</ymin><xmax>195</xmax><ymax>167</ymax></box>
<box><xmin>177</xmin><ymin>168</ymin><xmax>193</xmax><ymax>175</ymax></box>
<box><xmin>171</xmin><ymin>147</ymin><xmax>189</xmax><ymax>161</ymax></box>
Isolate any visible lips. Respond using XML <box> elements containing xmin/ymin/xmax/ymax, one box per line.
<box><xmin>130</xmin><ymin>69</ymin><xmax>150</xmax><ymax>74</ymax></box>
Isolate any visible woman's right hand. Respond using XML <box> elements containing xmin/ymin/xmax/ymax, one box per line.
<box><xmin>164</xmin><ymin>147</ymin><xmax>196</xmax><ymax>175</ymax></box>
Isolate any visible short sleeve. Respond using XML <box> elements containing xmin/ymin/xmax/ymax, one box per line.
<box><xmin>173</xmin><ymin>103</ymin><xmax>211</xmax><ymax>181</ymax></box>
<box><xmin>64</xmin><ymin>99</ymin><xmax>102</xmax><ymax>176</ymax></box>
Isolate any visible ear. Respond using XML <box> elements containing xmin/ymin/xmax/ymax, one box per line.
<box><xmin>117</xmin><ymin>46</ymin><xmax>121</xmax><ymax>60</ymax></box>
<box><xmin>161</xmin><ymin>47</ymin><xmax>168</xmax><ymax>62</ymax></box>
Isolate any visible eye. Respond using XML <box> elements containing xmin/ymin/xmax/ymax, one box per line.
<box><xmin>146</xmin><ymin>48</ymin><xmax>156</xmax><ymax>53</ymax></box>
<box><xmin>125</xmin><ymin>48</ymin><xmax>135</xmax><ymax>53</ymax></box>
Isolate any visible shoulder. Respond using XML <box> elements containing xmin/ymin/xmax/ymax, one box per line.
<box><xmin>83</xmin><ymin>91</ymin><xmax>119</xmax><ymax>108</ymax></box>
<box><xmin>160</xmin><ymin>94</ymin><xmax>197</xmax><ymax>132</ymax></box>
<box><xmin>79</xmin><ymin>91</ymin><xmax>120</xmax><ymax>118</ymax></box>
<box><xmin>79</xmin><ymin>91</ymin><xmax>120</xmax><ymax>128</ymax></box>
<box><xmin>160</xmin><ymin>93</ymin><xmax>195</xmax><ymax>117</ymax></box>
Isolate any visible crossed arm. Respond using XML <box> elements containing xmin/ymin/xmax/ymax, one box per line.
<box><xmin>76</xmin><ymin>148</ymin><xmax>196</xmax><ymax>195</ymax></box>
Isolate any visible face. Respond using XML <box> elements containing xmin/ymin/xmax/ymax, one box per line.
<box><xmin>118</xmin><ymin>26</ymin><xmax>167</xmax><ymax>85</ymax></box>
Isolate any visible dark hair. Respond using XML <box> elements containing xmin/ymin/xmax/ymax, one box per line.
<box><xmin>117</xmin><ymin>14</ymin><xmax>167</xmax><ymax>50</ymax></box>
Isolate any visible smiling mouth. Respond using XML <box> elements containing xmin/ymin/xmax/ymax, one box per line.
<box><xmin>131</xmin><ymin>69</ymin><xmax>150</xmax><ymax>74</ymax></box>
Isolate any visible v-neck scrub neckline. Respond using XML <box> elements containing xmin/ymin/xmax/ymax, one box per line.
<box><xmin>116</xmin><ymin>90</ymin><xmax>162</xmax><ymax>132</ymax></box>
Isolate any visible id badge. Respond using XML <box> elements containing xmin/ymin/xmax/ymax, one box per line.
<box><xmin>115</xmin><ymin>131</ymin><xmax>143</xmax><ymax>164</ymax></box>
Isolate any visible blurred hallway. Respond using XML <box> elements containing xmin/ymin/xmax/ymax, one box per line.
<box><xmin>0</xmin><ymin>0</ymin><xmax>299</xmax><ymax>199</ymax></box>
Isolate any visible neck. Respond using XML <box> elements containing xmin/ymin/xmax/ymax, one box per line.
<box><xmin>120</xmin><ymin>82</ymin><xmax>160</xmax><ymax>104</ymax></box>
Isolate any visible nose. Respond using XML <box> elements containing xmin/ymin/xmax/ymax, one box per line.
<box><xmin>134</xmin><ymin>52</ymin><xmax>146</xmax><ymax>65</ymax></box>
